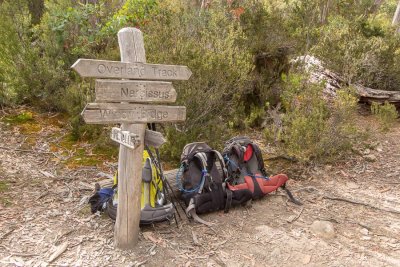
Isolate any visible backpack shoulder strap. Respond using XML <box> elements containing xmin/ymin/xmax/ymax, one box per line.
<box><xmin>249</xmin><ymin>143</ymin><xmax>268</xmax><ymax>176</ymax></box>
<box><xmin>212</xmin><ymin>150</ymin><xmax>228</xmax><ymax>181</ymax></box>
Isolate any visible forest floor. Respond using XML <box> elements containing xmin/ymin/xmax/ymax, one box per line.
<box><xmin>0</xmin><ymin>108</ymin><xmax>399</xmax><ymax>267</ymax></box>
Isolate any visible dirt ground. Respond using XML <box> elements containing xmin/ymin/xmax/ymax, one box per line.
<box><xmin>0</xmin><ymin>110</ymin><xmax>399</xmax><ymax>267</ymax></box>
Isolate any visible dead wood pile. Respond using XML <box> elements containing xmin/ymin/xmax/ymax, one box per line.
<box><xmin>293</xmin><ymin>55</ymin><xmax>400</xmax><ymax>107</ymax></box>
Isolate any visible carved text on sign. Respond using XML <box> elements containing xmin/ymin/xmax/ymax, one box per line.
<box><xmin>82</xmin><ymin>103</ymin><xmax>186</xmax><ymax>124</ymax></box>
<box><xmin>111</xmin><ymin>127</ymin><xmax>139</xmax><ymax>149</ymax></box>
<box><xmin>95</xmin><ymin>80</ymin><xmax>177</xmax><ymax>103</ymax></box>
<box><xmin>72</xmin><ymin>59</ymin><xmax>192</xmax><ymax>80</ymax></box>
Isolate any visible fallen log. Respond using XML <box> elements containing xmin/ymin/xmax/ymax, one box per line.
<box><xmin>355</xmin><ymin>85</ymin><xmax>400</xmax><ymax>108</ymax></box>
<box><xmin>293</xmin><ymin>55</ymin><xmax>400</xmax><ymax>108</ymax></box>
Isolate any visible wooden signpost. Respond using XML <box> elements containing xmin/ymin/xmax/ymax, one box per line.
<box><xmin>71</xmin><ymin>27</ymin><xmax>189</xmax><ymax>249</ymax></box>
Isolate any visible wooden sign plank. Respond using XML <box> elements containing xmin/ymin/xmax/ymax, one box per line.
<box><xmin>71</xmin><ymin>58</ymin><xmax>192</xmax><ymax>80</ymax></box>
<box><xmin>111</xmin><ymin>127</ymin><xmax>140</xmax><ymax>149</ymax></box>
<box><xmin>95</xmin><ymin>80</ymin><xmax>177</xmax><ymax>103</ymax></box>
<box><xmin>144</xmin><ymin>129</ymin><xmax>166</xmax><ymax>148</ymax></box>
<box><xmin>82</xmin><ymin>103</ymin><xmax>186</xmax><ymax>124</ymax></box>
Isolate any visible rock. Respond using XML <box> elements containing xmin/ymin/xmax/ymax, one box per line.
<box><xmin>346</xmin><ymin>182</ymin><xmax>359</xmax><ymax>189</ymax></box>
<box><xmin>361</xmin><ymin>236</ymin><xmax>372</xmax><ymax>241</ymax></box>
<box><xmin>363</xmin><ymin>148</ymin><xmax>371</xmax><ymax>155</ymax></box>
<box><xmin>310</xmin><ymin>220</ymin><xmax>335</xmax><ymax>239</ymax></box>
<box><xmin>360</xmin><ymin>228</ymin><xmax>369</xmax><ymax>235</ymax></box>
<box><xmin>301</xmin><ymin>254</ymin><xmax>312</xmax><ymax>265</ymax></box>
<box><xmin>364</xmin><ymin>154</ymin><xmax>377</xmax><ymax>162</ymax></box>
<box><xmin>271</xmin><ymin>247</ymin><xmax>281</xmax><ymax>257</ymax></box>
<box><xmin>376</xmin><ymin>145</ymin><xmax>383</xmax><ymax>152</ymax></box>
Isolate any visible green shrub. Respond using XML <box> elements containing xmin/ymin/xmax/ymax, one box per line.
<box><xmin>371</xmin><ymin>101</ymin><xmax>398</xmax><ymax>131</ymax></box>
<box><xmin>278</xmin><ymin>74</ymin><xmax>359</xmax><ymax>162</ymax></box>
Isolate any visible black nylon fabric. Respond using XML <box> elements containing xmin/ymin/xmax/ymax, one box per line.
<box><xmin>194</xmin><ymin>187</ymin><xmax>252</xmax><ymax>214</ymax></box>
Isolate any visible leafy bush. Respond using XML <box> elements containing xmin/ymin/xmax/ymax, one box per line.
<box><xmin>371</xmin><ymin>101</ymin><xmax>398</xmax><ymax>131</ymax></box>
<box><xmin>278</xmin><ymin>73</ymin><xmax>359</xmax><ymax>162</ymax></box>
<box><xmin>310</xmin><ymin>6</ymin><xmax>400</xmax><ymax>90</ymax></box>
<box><xmin>1</xmin><ymin>0</ymin><xmax>399</xmax><ymax>163</ymax></box>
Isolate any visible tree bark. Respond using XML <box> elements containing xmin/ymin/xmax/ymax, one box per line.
<box><xmin>28</xmin><ymin>0</ymin><xmax>44</xmax><ymax>25</ymax></box>
<box><xmin>367</xmin><ymin>0</ymin><xmax>385</xmax><ymax>15</ymax></box>
<box><xmin>355</xmin><ymin>85</ymin><xmax>400</xmax><ymax>108</ymax></box>
<box><xmin>393</xmin><ymin>0</ymin><xmax>400</xmax><ymax>32</ymax></box>
<box><xmin>320</xmin><ymin>0</ymin><xmax>331</xmax><ymax>24</ymax></box>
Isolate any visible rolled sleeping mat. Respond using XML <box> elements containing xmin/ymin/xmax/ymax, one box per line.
<box><xmin>106</xmin><ymin>200</ymin><xmax>175</xmax><ymax>225</ymax></box>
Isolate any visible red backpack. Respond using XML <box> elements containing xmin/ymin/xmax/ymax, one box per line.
<box><xmin>222</xmin><ymin>136</ymin><xmax>301</xmax><ymax>204</ymax></box>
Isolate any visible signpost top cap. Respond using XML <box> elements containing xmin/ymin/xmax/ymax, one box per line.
<box><xmin>118</xmin><ymin>27</ymin><xmax>142</xmax><ymax>34</ymax></box>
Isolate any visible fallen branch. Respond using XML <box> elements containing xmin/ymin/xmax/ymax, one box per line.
<box><xmin>0</xmin><ymin>146</ymin><xmax>54</xmax><ymax>155</ymax></box>
<box><xmin>323</xmin><ymin>195</ymin><xmax>400</xmax><ymax>215</ymax></box>
<box><xmin>0</xmin><ymin>228</ymin><xmax>15</xmax><ymax>240</ymax></box>
<box><xmin>48</xmin><ymin>242</ymin><xmax>68</xmax><ymax>263</ymax></box>
<box><xmin>287</xmin><ymin>206</ymin><xmax>304</xmax><ymax>223</ymax></box>
<box><xmin>355</xmin><ymin>85</ymin><xmax>400</xmax><ymax>108</ymax></box>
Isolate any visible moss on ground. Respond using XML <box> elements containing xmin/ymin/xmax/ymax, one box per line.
<box><xmin>0</xmin><ymin>180</ymin><xmax>12</xmax><ymax>207</ymax></box>
<box><xmin>3</xmin><ymin>109</ymin><xmax>118</xmax><ymax>169</ymax></box>
<box><xmin>0</xmin><ymin>180</ymin><xmax>8</xmax><ymax>192</ymax></box>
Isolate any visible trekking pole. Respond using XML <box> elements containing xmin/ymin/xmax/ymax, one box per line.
<box><xmin>146</xmin><ymin>124</ymin><xmax>186</xmax><ymax>221</ymax></box>
<box><xmin>145</xmin><ymin>143</ymin><xmax>184</xmax><ymax>219</ymax></box>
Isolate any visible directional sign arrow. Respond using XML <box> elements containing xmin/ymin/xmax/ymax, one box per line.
<box><xmin>81</xmin><ymin>103</ymin><xmax>186</xmax><ymax>124</ymax></box>
<box><xmin>95</xmin><ymin>80</ymin><xmax>177</xmax><ymax>103</ymax></box>
<box><xmin>111</xmin><ymin>127</ymin><xmax>140</xmax><ymax>149</ymax></box>
<box><xmin>144</xmin><ymin>129</ymin><xmax>166</xmax><ymax>148</ymax></box>
<box><xmin>71</xmin><ymin>59</ymin><xmax>192</xmax><ymax>81</ymax></box>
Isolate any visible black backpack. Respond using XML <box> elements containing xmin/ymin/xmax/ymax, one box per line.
<box><xmin>176</xmin><ymin>142</ymin><xmax>253</xmax><ymax>225</ymax></box>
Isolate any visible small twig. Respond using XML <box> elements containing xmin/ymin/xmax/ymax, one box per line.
<box><xmin>48</xmin><ymin>242</ymin><xmax>68</xmax><ymax>263</ymax></box>
<box><xmin>35</xmin><ymin>191</ymin><xmax>49</xmax><ymax>201</ymax></box>
<box><xmin>323</xmin><ymin>195</ymin><xmax>400</xmax><ymax>215</ymax></box>
<box><xmin>10</xmin><ymin>252</ymin><xmax>39</xmax><ymax>257</ymax></box>
<box><xmin>191</xmin><ymin>230</ymin><xmax>199</xmax><ymax>245</ymax></box>
<box><xmin>287</xmin><ymin>206</ymin><xmax>304</xmax><ymax>223</ymax></box>
<box><xmin>0</xmin><ymin>146</ymin><xmax>54</xmax><ymax>155</ymax></box>
<box><xmin>0</xmin><ymin>228</ymin><xmax>15</xmax><ymax>240</ymax></box>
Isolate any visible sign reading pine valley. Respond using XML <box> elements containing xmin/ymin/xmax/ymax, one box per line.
<box><xmin>72</xmin><ymin>59</ymin><xmax>192</xmax><ymax>80</ymax></box>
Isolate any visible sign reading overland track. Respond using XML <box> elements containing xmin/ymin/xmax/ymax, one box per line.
<box><xmin>72</xmin><ymin>59</ymin><xmax>192</xmax><ymax>80</ymax></box>
<box><xmin>95</xmin><ymin>80</ymin><xmax>177</xmax><ymax>103</ymax></box>
<box><xmin>82</xmin><ymin>103</ymin><xmax>186</xmax><ymax>124</ymax></box>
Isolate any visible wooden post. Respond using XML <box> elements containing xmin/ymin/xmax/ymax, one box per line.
<box><xmin>71</xmin><ymin>27</ymin><xmax>189</xmax><ymax>249</ymax></box>
<box><xmin>114</xmin><ymin>28</ymin><xmax>146</xmax><ymax>249</ymax></box>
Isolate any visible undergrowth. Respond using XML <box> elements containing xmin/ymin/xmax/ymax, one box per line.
<box><xmin>371</xmin><ymin>101</ymin><xmax>398</xmax><ymax>131</ymax></box>
<box><xmin>265</xmin><ymin>73</ymin><xmax>362</xmax><ymax>163</ymax></box>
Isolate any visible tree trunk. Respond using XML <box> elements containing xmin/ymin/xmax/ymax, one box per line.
<box><xmin>393</xmin><ymin>0</ymin><xmax>400</xmax><ymax>32</ymax></box>
<box><xmin>367</xmin><ymin>0</ymin><xmax>385</xmax><ymax>15</ymax></box>
<box><xmin>28</xmin><ymin>0</ymin><xmax>44</xmax><ymax>25</ymax></box>
<box><xmin>320</xmin><ymin>0</ymin><xmax>331</xmax><ymax>24</ymax></box>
